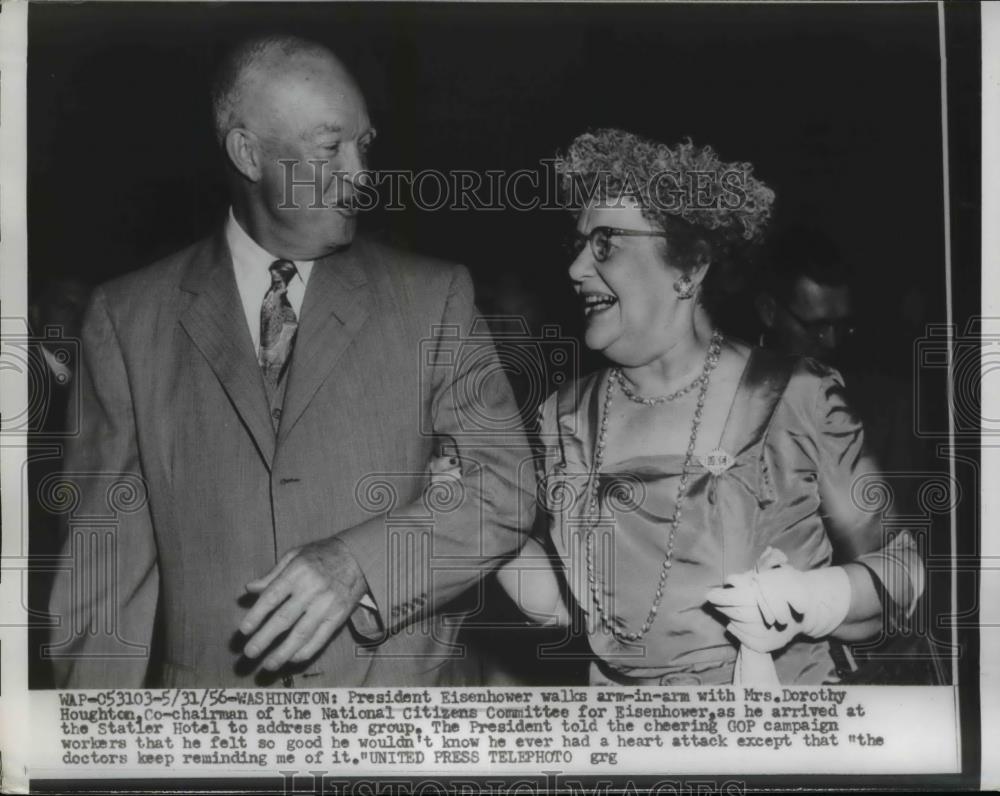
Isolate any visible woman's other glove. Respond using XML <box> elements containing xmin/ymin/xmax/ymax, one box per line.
<box><xmin>706</xmin><ymin>547</ymin><xmax>852</xmax><ymax>654</ymax></box>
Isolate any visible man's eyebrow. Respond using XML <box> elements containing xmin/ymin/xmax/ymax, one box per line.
<box><xmin>311</xmin><ymin>123</ymin><xmax>343</xmax><ymax>136</ymax></box>
<box><xmin>307</xmin><ymin>123</ymin><xmax>377</xmax><ymax>140</ymax></box>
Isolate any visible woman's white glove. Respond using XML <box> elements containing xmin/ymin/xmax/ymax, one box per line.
<box><xmin>706</xmin><ymin>547</ymin><xmax>852</xmax><ymax>654</ymax></box>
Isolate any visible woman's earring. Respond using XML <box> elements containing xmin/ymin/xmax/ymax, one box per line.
<box><xmin>673</xmin><ymin>275</ymin><xmax>696</xmax><ymax>300</ymax></box>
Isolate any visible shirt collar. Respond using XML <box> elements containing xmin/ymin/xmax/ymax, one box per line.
<box><xmin>225</xmin><ymin>208</ymin><xmax>314</xmax><ymax>283</ymax></box>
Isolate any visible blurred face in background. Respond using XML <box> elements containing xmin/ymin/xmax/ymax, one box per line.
<box><xmin>760</xmin><ymin>275</ymin><xmax>854</xmax><ymax>362</ymax></box>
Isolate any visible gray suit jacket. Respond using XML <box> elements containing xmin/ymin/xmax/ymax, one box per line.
<box><xmin>48</xmin><ymin>230</ymin><xmax>535</xmax><ymax>687</ymax></box>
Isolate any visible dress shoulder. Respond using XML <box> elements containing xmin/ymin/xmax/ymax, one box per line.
<box><xmin>763</xmin><ymin>354</ymin><xmax>861</xmax><ymax>437</ymax></box>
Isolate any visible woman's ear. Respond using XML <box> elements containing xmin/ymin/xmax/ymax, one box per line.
<box><xmin>688</xmin><ymin>239</ymin><xmax>713</xmax><ymax>287</ymax></box>
<box><xmin>224</xmin><ymin>128</ymin><xmax>263</xmax><ymax>182</ymax></box>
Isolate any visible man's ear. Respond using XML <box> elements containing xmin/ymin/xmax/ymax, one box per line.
<box><xmin>224</xmin><ymin>128</ymin><xmax>263</xmax><ymax>181</ymax></box>
<box><xmin>755</xmin><ymin>292</ymin><xmax>777</xmax><ymax>328</ymax></box>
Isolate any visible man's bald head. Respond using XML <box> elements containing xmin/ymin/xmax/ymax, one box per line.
<box><xmin>210</xmin><ymin>34</ymin><xmax>355</xmax><ymax>147</ymax></box>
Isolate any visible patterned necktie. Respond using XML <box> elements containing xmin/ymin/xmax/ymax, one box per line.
<box><xmin>258</xmin><ymin>259</ymin><xmax>299</xmax><ymax>387</ymax></box>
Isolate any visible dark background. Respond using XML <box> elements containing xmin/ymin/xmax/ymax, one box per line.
<box><xmin>28</xmin><ymin>1</ymin><xmax>947</xmax><ymax>376</ymax></box>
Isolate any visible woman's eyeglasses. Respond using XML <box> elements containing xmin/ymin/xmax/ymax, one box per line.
<box><xmin>566</xmin><ymin>226</ymin><xmax>669</xmax><ymax>263</ymax></box>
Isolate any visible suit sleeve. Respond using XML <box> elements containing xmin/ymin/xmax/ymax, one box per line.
<box><xmin>337</xmin><ymin>265</ymin><xmax>536</xmax><ymax>638</ymax></box>
<box><xmin>810</xmin><ymin>365</ymin><xmax>925</xmax><ymax>624</ymax></box>
<box><xmin>48</xmin><ymin>289</ymin><xmax>160</xmax><ymax>687</ymax></box>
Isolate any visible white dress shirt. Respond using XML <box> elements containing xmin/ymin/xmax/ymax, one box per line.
<box><xmin>225</xmin><ymin>208</ymin><xmax>315</xmax><ymax>354</ymax></box>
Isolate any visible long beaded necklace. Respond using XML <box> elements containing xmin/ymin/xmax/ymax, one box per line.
<box><xmin>584</xmin><ymin>329</ymin><xmax>723</xmax><ymax>643</ymax></box>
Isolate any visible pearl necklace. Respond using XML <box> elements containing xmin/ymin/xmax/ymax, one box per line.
<box><xmin>584</xmin><ymin>329</ymin><xmax>723</xmax><ymax>643</ymax></box>
<box><xmin>614</xmin><ymin>368</ymin><xmax>702</xmax><ymax>405</ymax></box>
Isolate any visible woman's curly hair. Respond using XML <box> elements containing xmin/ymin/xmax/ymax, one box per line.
<box><xmin>555</xmin><ymin>128</ymin><xmax>776</xmax><ymax>323</ymax></box>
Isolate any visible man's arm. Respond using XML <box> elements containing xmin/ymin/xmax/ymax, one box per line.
<box><xmin>48</xmin><ymin>289</ymin><xmax>159</xmax><ymax>688</ymax></box>
<box><xmin>339</xmin><ymin>265</ymin><xmax>535</xmax><ymax>634</ymax></box>
<box><xmin>239</xmin><ymin>265</ymin><xmax>536</xmax><ymax>667</ymax></box>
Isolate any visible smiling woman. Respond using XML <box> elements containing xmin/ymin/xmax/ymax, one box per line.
<box><xmin>558</xmin><ymin>130</ymin><xmax>775</xmax><ymax>338</ymax></box>
<box><xmin>483</xmin><ymin>128</ymin><xmax>925</xmax><ymax>687</ymax></box>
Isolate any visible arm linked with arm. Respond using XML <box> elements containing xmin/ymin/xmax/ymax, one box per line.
<box><xmin>337</xmin><ymin>265</ymin><xmax>536</xmax><ymax>638</ymax></box>
<box><xmin>494</xmin><ymin>392</ymin><xmax>573</xmax><ymax>626</ymax></box>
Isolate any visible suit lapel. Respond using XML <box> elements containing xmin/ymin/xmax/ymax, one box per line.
<box><xmin>178</xmin><ymin>231</ymin><xmax>277</xmax><ymax>467</ymax></box>
<box><xmin>277</xmin><ymin>240</ymin><xmax>372</xmax><ymax>445</ymax></box>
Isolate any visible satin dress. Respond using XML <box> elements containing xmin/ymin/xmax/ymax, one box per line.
<box><xmin>537</xmin><ymin>347</ymin><xmax>923</xmax><ymax>686</ymax></box>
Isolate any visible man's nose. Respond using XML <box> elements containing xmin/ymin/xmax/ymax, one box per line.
<box><xmin>328</xmin><ymin>148</ymin><xmax>368</xmax><ymax>206</ymax></box>
<box><xmin>818</xmin><ymin>326</ymin><xmax>839</xmax><ymax>350</ymax></box>
<box><xmin>339</xmin><ymin>144</ymin><xmax>366</xmax><ymax>186</ymax></box>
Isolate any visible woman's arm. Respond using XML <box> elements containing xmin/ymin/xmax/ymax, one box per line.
<box><xmin>496</xmin><ymin>537</ymin><xmax>571</xmax><ymax>626</ymax></box>
<box><xmin>812</xmin><ymin>365</ymin><xmax>925</xmax><ymax>638</ymax></box>
<box><xmin>707</xmin><ymin>364</ymin><xmax>923</xmax><ymax>653</ymax></box>
<box><xmin>833</xmin><ymin>562</ymin><xmax>882</xmax><ymax>641</ymax></box>
<box><xmin>429</xmin><ymin>455</ymin><xmax>570</xmax><ymax>626</ymax></box>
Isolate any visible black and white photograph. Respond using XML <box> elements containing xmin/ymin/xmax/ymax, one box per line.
<box><xmin>0</xmin><ymin>0</ymin><xmax>990</xmax><ymax>792</ymax></box>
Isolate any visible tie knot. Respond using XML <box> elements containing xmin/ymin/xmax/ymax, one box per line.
<box><xmin>269</xmin><ymin>259</ymin><xmax>297</xmax><ymax>286</ymax></box>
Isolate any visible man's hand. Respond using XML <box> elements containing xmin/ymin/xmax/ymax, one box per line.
<box><xmin>240</xmin><ymin>537</ymin><xmax>368</xmax><ymax>671</ymax></box>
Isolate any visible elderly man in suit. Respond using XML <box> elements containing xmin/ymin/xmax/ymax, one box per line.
<box><xmin>48</xmin><ymin>34</ymin><xmax>534</xmax><ymax>688</ymax></box>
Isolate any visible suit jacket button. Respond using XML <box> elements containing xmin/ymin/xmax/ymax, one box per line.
<box><xmin>271</xmin><ymin>407</ymin><xmax>282</xmax><ymax>420</ymax></box>
<box><xmin>281</xmin><ymin>674</ymin><xmax>294</xmax><ymax>688</ymax></box>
